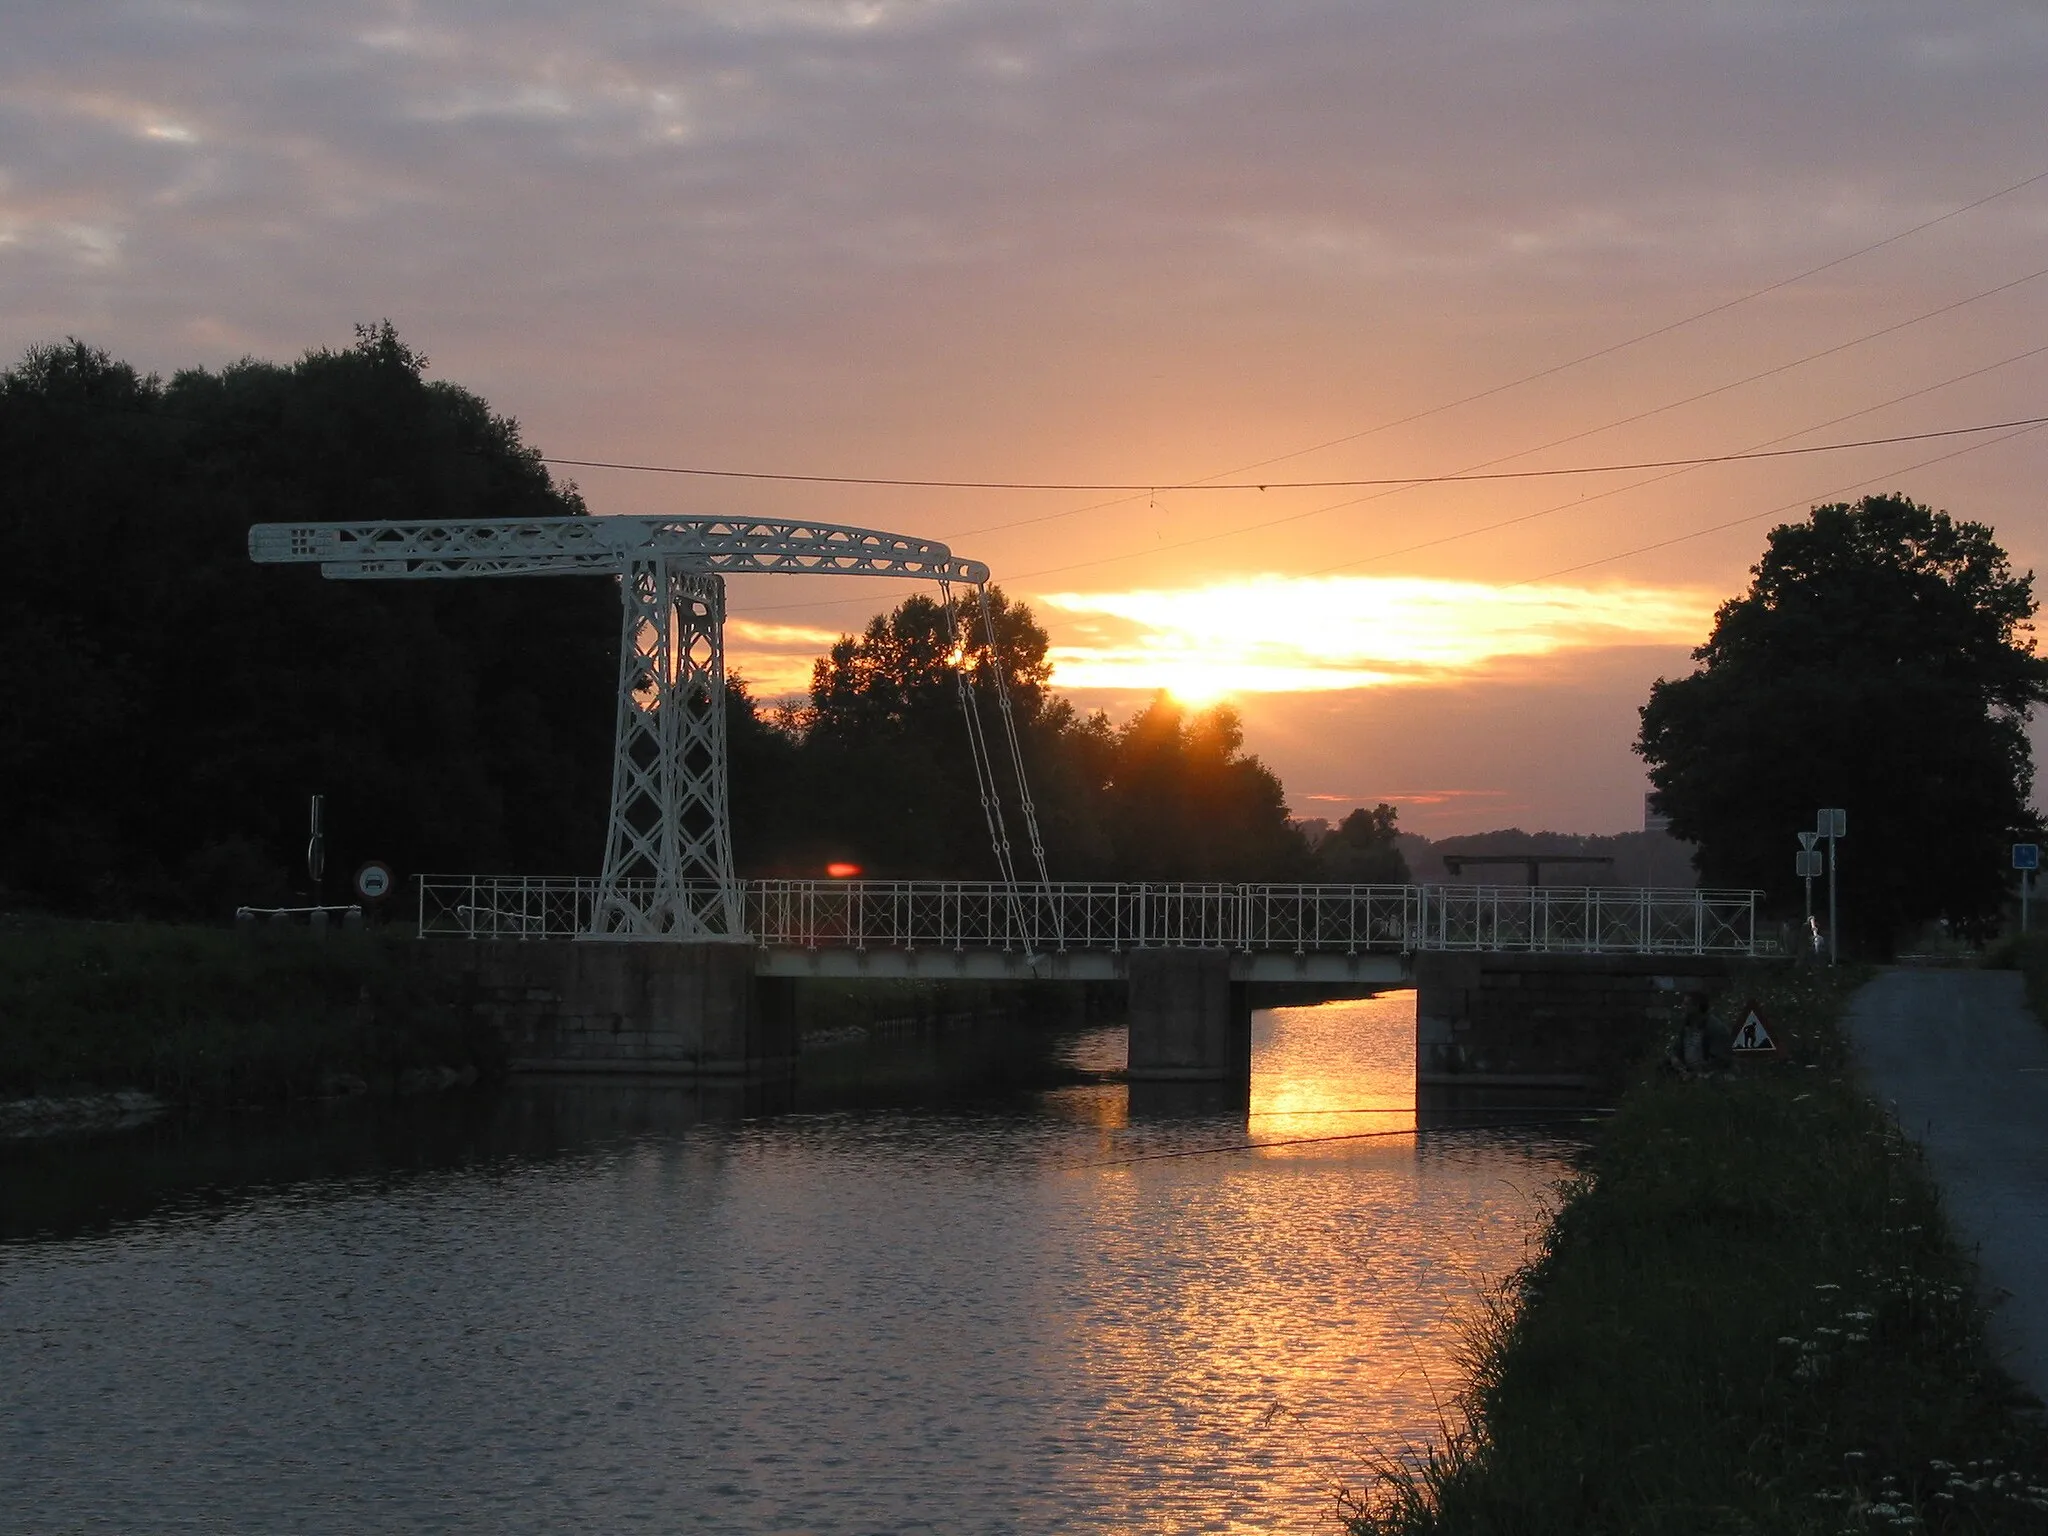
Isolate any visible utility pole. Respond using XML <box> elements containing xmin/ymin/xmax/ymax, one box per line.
<box><xmin>1818</xmin><ymin>808</ymin><xmax>1846</xmax><ymax>965</ymax></box>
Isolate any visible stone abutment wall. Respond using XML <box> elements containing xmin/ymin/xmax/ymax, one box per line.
<box><xmin>1415</xmin><ymin>953</ymin><xmax>1732</xmax><ymax>1092</ymax></box>
<box><xmin>422</xmin><ymin>940</ymin><xmax>797</xmax><ymax>1079</ymax></box>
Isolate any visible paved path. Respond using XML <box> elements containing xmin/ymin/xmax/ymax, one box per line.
<box><xmin>1845</xmin><ymin>968</ymin><xmax>2048</xmax><ymax>1404</ymax></box>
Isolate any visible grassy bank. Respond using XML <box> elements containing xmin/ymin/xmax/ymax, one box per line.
<box><xmin>0</xmin><ymin>915</ymin><xmax>499</xmax><ymax>1106</ymax></box>
<box><xmin>1985</xmin><ymin>931</ymin><xmax>2048</xmax><ymax>1031</ymax></box>
<box><xmin>1347</xmin><ymin>964</ymin><xmax>2048</xmax><ymax>1535</ymax></box>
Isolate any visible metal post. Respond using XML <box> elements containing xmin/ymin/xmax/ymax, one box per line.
<box><xmin>1827</xmin><ymin>826</ymin><xmax>1839</xmax><ymax>967</ymax></box>
<box><xmin>2025</xmin><ymin>869</ymin><xmax>2032</xmax><ymax>934</ymax></box>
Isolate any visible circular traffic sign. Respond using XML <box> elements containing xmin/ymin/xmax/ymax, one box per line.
<box><xmin>355</xmin><ymin>861</ymin><xmax>394</xmax><ymax>901</ymax></box>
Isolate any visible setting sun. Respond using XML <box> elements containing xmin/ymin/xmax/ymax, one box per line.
<box><xmin>1039</xmin><ymin>575</ymin><xmax>1714</xmax><ymax>698</ymax></box>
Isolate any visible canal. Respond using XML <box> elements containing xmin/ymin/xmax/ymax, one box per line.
<box><xmin>2</xmin><ymin>993</ymin><xmax>1587</xmax><ymax>1533</ymax></box>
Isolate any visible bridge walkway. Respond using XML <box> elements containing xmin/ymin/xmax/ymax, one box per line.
<box><xmin>417</xmin><ymin>878</ymin><xmax>1765</xmax><ymax>979</ymax></box>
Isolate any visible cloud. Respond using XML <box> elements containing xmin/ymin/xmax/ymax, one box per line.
<box><xmin>725</xmin><ymin>615</ymin><xmax>840</xmax><ymax>694</ymax></box>
<box><xmin>1038</xmin><ymin>574</ymin><xmax>1714</xmax><ymax>698</ymax></box>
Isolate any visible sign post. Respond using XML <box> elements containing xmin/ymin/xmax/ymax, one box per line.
<box><xmin>2014</xmin><ymin>843</ymin><xmax>2040</xmax><ymax>934</ymax></box>
<box><xmin>1796</xmin><ymin>831</ymin><xmax>1822</xmax><ymax>950</ymax></box>
<box><xmin>1817</xmin><ymin>808</ymin><xmax>1846</xmax><ymax>965</ymax></box>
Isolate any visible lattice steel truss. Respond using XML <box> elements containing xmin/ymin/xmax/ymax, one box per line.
<box><xmin>249</xmin><ymin>515</ymin><xmax>1016</xmax><ymax>941</ymax></box>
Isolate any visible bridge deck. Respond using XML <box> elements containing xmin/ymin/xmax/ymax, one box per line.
<box><xmin>418</xmin><ymin>877</ymin><xmax>1765</xmax><ymax>960</ymax></box>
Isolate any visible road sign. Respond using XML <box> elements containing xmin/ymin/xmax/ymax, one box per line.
<box><xmin>354</xmin><ymin>861</ymin><xmax>393</xmax><ymax>901</ymax></box>
<box><xmin>1795</xmin><ymin>850</ymin><xmax>1823</xmax><ymax>878</ymax></box>
<box><xmin>2014</xmin><ymin>844</ymin><xmax>2040</xmax><ymax>871</ymax></box>
<box><xmin>1818</xmin><ymin>808</ymin><xmax>1846</xmax><ymax>839</ymax></box>
<box><xmin>1731</xmin><ymin>1002</ymin><xmax>1778</xmax><ymax>1055</ymax></box>
<box><xmin>1798</xmin><ymin>831</ymin><xmax>1819</xmax><ymax>851</ymax></box>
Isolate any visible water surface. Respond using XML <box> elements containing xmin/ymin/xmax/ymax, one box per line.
<box><xmin>2</xmin><ymin>993</ymin><xmax>1583</xmax><ymax>1533</ymax></box>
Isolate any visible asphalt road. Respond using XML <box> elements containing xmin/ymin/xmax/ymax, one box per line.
<box><xmin>1845</xmin><ymin>967</ymin><xmax>2048</xmax><ymax>1405</ymax></box>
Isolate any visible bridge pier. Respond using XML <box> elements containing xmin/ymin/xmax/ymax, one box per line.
<box><xmin>1125</xmin><ymin>949</ymin><xmax>1253</xmax><ymax>1086</ymax></box>
<box><xmin>434</xmin><ymin>941</ymin><xmax>797</xmax><ymax>1078</ymax></box>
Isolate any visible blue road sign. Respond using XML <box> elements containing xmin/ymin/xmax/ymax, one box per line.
<box><xmin>2014</xmin><ymin>843</ymin><xmax>2040</xmax><ymax>871</ymax></box>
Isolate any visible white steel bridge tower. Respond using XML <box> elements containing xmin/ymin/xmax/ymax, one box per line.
<box><xmin>248</xmin><ymin>515</ymin><xmax>1042</xmax><ymax>940</ymax></box>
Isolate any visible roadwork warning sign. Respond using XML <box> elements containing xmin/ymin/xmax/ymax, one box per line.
<box><xmin>1732</xmin><ymin>1002</ymin><xmax>1778</xmax><ymax>1055</ymax></box>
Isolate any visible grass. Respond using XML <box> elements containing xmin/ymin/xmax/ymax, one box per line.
<box><xmin>1982</xmin><ymin>930</ymin><xmax>2048</xmax><ymax>1032</ymax></box>
<box><xmin>0</xmin><ymin>914</ymin><xmax>500</xmax><ymax>1106</ymax></box>
<box><xmin>1343</xmin><ymin>963</ymin><xmax>2048</xmax><ymax>1535</ymax></box>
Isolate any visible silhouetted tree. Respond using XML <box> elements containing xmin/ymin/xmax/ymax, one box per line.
<box><xmin>1098</xmin><ymin>695</ymin><xmax>1309</xmax><ymax>880</ymax></box>
<box><xmin>1315</xmin><ymin>804</ymin><xmax>1411</xmax><ymax>883</ymax></box>
<box><xmin>0</xmin><ymin>328</ymin><xmax>615</xmax><ymax>916</ymax></box>
<box><xmin>1636</xmin><ymin>494</ymin><xmax>2048</xmax><ymax>953</ymax></box>
<box><xmin>772</xmin><ymin>596</ymin><xmax>1309</xmax><ymax>881</ymax></box>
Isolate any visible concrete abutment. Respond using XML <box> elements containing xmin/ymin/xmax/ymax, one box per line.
<box><xmin>430</xmin><ymin>940</ymin><xmax>797</xmax><ymax>1079</ymax></box>
<box><xmin>1415</xmin><ymin>952</ymin><xmax>1732</xmax><ymax>1092</ymax></box>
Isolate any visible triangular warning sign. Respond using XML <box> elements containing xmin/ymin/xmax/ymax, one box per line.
<box><xmin>1731</xmin><ymin>1001</ymin><xmax>1777</xmax><ymax>1054</ymax></box>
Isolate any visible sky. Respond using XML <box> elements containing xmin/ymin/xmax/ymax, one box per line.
<box><xmin>7</xmin><ymin>0</ymin><xmax>2048</xmax><ymax>834</ymax></box>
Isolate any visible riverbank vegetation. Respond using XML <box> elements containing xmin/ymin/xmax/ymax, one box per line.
<box><xmin>0</xmin><ymin>915</ymin><xmax>1119</xmax><ymax>1114</ymax></box>
<box><xmin>1986</xmin><ymin>931</ymin><xmax>2048</xmax><ymax>1032</ymax></box>
<box><xmin>1345</xmin><ymin>965</ymin><xmax>2048</xmax><ymax>1534</ymax></box>
<box><xmin>0</xmin><ymin>915</ymin><xmax>496</xmax><ymax>1107</ymax></box>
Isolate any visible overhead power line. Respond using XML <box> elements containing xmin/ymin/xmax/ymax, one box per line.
<box><xmin>1305</xmin><ymin>340</ymin><xmax>2048</xmax><ymax>578</ymax></box>
<box><xmin>549</xmin><ymin>160</ymin><xmax>2048</xmax><ymax>505</ymax></box>
<box><xmin>1509</xmin><ymin>419</ymin><xmax>2048</xmax><ymax>589</ymax></box>
<box><xmin>1188</xmin><ymin>161</ymin><xmax>2048</xmax><ymax>485</ymax></box>
<box><xmin>548</xmin><ymin>413</ymin><xmax>2048</xmax><ymax>495</ymax></box>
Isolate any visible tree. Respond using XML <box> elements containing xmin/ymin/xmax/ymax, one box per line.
<box><xmin>786</xmin><ymin>588</ymin><xmax>1054</xmax><ymax>877</ymax></box>
<box><xmin>0</xmin><ymin>329</ymin><xmax>616</xmax><ymax>916</ymax></box>
<box><xmin>1315</xmin><ymin>804</ymin><xmax>1411</xmax><ymax>883</ymax></box>
<box><xmin>1636</xmin><ymin>494</ymin><xmax>2048</xmax><ymax>953</ymax></box>
<box><xmin>769</xmin><ymin>591</ymin><xmax>1311</xmax><ymax>882</ymax></box>
<box><xmin>1099</xmin><ymin>695</ymin><xmax>1309</xmax><ymax>880</ymax></box>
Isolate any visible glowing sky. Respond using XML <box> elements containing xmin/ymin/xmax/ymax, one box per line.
<box><xmin>8</xmin><ymin>1</ymin><xmax>2048</xmax><ymax>832</ymax></box>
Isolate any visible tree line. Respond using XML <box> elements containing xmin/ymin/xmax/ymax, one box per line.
<box><xmin>0</xmin><ymin>330</ymin><xmax>1405</xmax><ymax>918</ymax></box>
<box><xmin>16</xmin><ymin>331</ymin><xmax>2031</xmax><ymax>953</ymax></box>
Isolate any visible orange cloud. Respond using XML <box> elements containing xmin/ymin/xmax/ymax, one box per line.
<box><xmin>1038</xmin><ymin>575</ymin><xmax>1715</xmax><ymax>700</ymax></box>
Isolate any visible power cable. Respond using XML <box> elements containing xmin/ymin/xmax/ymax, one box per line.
<box><xmin>550</xmin><ymin>413</ymin><xmax>2048</xmax><ymax>495</ymax></box>
<box><xmin>992</xmin><ymin>262</ymin><xmax>2048</xmax><ymax>586</ymax></box>
<box><xmin>1174</xmin><ymin>161</ymin><xmax>2048</xmax><ymax>485</ymax></box>
<box><xmin>1305</xmin><ymin>340</ymin><xmax>2048</xmax><ymax>577</ymax></box>
<box><xmin>1508</xmin><ymin>419</ymin><xmax>2048</xmax><ymax>588</ymax></box>
<box><xmin>730</xmin><ymin>371</ymin><xmax>2048</xmax><ymax>623</ymax></box>
<box><xmin>543</xmin><ymin>162</ymin><xmax>2048</xmax><ymax>503</ymax></box>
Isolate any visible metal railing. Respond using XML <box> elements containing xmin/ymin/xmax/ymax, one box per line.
<box><xmin>418</xmin><ymin>876</ymin><xmax>1761</xmax><ymax>956</ymax></box>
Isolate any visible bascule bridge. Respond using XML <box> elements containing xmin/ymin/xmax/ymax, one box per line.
<box><xmin>249</xmin><ymin>513</ymin><xmax>1763</xmax><ymax>1092</ymax></box>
